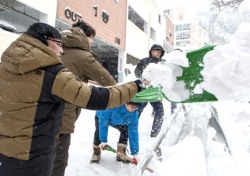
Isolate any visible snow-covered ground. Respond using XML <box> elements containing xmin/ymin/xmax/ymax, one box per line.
<box><xmin>65</xmin><ymin>100</ymin><xmax>250</xmax><ymax>176</ymax></box>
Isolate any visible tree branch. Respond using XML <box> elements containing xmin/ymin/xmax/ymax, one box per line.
<box><xmin>212</xmin><ymin>0</ymin><xmax>244</xmax><ymax>11</ymax></box>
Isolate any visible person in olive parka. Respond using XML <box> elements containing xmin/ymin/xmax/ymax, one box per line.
<box><xmin>52</xmin><ymin>20</ymin><xmax>117</xmax><ymax>176</ymax></box>
<box><xmin>0</xmin><ymin>22</ymin><xmax>145</xmax><ymax>176</ymax></box>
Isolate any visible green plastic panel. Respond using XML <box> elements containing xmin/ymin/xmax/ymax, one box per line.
<box><xmin>132</xmin><ymin>45</ymin><xmax>218</xmax><ymax>103</ymax></box>
<box><xmin>132</xmin><ymin>87</ymin><xmax>165</xmax><ymax>103</ymax></box>
<box><xmin>177</xmin><ymin>45</ymin><xmax>217</xmax><ymax>103</ymax></box>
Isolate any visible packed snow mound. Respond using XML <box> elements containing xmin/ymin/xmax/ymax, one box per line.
<box><xmin>200</xmin><ymin>22</ymin><xmax>250</xmax><ymax>101</ymax></box>
<box><xmin>142</xmin><ymin>23</ymin><xmax>250</xmax><ymax>102</ymax></box>
<box><xmin>164</xmin><ymin>49</ymin><xmax>189</xmax><ymax>67</ymax></box>
<box><xmin>142</xmin><ymin>50</ymin><xmax>190</xmax><ymax>102</ymax></box>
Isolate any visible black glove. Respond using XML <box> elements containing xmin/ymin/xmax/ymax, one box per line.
<box><xmin>134</xmin><ymin>79</ymin><xmax>143</xmax><ymax>92</ymax></box>
<box><xmin>134</xmin><ymin>79</ymin><xmax>150</xmax><ymax>92</ymax></box>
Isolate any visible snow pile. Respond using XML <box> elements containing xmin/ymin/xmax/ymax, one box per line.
<box><xmin>66</xmin><ymin>100</ymin><xmax>250</xmax><ymax>176</ymax></box>
<box><xmin>142</xmin><ymin>50</ymin><xmax>190</xmax><ymax>102</ymax></box>
<box><xmin>142</xmin><ymin>63</ymin><xmax>173</xmax><ymax>89</ymax></box>
<box><xmin>142</xmin><ymin>23</ymin><xmax>250</xmax><ymax>102</ymax></box>
<box><xmin>200</xmin><ymin>23</ymin><xmax>250</xmax><ymax>101</ymax></box>
<box><xmin>159</xmin><ymin>137</ymin><xmax>207</xmax><ymax>176</ymax></box>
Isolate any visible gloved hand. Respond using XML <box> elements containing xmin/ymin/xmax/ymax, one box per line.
<box><xmin>134</xmin><ymin>79</ymin><xmax>151</xmax><ymax>92</ymax></box>
<box><xmin>99</xmin><ymin>142</ymin><xmax>107</xmax><ymax>150</ymax></box>
<box><xmin>131</xmin><ymin>154</ymin><xmax>140</xmax><ymax>165</ymax></box>
<box><xmin>141</xmin><ymin>79</ymin><xmax>151</xmax><ymax>88</ymax></box>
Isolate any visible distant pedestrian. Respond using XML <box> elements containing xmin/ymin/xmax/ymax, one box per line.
<box><xmin>135</xmin><ymin>44</ymin><xmax>165</xmax><ymax>137</ymax></box>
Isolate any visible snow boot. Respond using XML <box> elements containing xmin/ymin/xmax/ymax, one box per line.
<box><xmin>90</xmin><ymin>145</ymin><xmax>101</xmax><ymax>163</ymax></box>
<box><xmin>116</xmin><ymin>143</ymin><xmax>130</xmax><ymax>163</ymax></box>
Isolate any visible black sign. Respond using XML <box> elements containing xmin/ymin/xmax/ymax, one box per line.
<box><xmin>65</xmin><ymin>7</ymin><xmax>82</xmax><ymax>22</ymax></box>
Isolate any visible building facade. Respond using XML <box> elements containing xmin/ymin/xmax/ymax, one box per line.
<box><xmin>124</xmin><ymin>0</ymin><xmax>165</xmax><ymax>79</ymax></box>
<box><xmin>56</xmin><ymin>0</ymin><xmax>127</xmax><ymax>82</ymax></box>
<box><xmin>166</xmin><ymin>7</ymin><xmax>207</xmax><ymax>52</ymax></box>
<box><xmin>1</xmin><ymin>0</ymin><xmax>168</xmax><ymax>82</ymax></box>
<box><xmin>163</xmin><ymin>10</ymin><xmax>174</xmax><ymax>53</ymax></box>
<box><xmin>126</xmin><ymin>0</ymin><xmax>165</xmax><ymax>60</ymax></box>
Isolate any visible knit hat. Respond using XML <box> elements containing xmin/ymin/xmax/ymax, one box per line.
<box><xmin>25</xmin><ymin>23</ymin><xmax>62</xmax><ymax>46</ymax></box>
<box><xmin>149</xmin><ymin>44</ymin><xmax>165</xmax><ymax>58</ymax></box>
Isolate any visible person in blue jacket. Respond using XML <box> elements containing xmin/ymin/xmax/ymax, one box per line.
<box><xmin>91</xmin><ymin>101</ymin><xmax>140</xmax><ymax>164</ymax></box>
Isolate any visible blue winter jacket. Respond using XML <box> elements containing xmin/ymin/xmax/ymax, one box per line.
<box><xmin>96</xmin><ymin>105</ymin><xmax>139</xmax><ymax>155</ymax></box>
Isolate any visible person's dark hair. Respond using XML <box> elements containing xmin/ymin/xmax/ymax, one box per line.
<box><xmin>149</xmin><ymin>44</ymin><xmax>165</xmax><ymax>58</ymax></box>
<box><xmin>127</xmin><ymin>101</ymin><xmax>140</xmax><ymax>107</ymax></box>
<box><xmin>25</xmin><ymin>22</ymin><xmax>61</xmax><ymax>46</ymax></box>
<box><xmin>72</xmin><ymin>20</ymin><xmax>96</xmax><ymax>37</ymax></box>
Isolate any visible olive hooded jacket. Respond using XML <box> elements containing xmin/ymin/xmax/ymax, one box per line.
<box><xmin>60</xmin><ymin>27</ymin><xmax>116</xmax><ymax>134</ymax></box>
<box><xmin>0</xmin><ymin>34</ymin><xmax>138</xmax><ymax>161</ymax></box>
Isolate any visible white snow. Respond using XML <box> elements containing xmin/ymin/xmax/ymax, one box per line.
<box><xmin>66</xmin><ymin>100</ymin><xmax>250</xmax><ymax>176</ymax></box>
<box><xmin>201</xmin><ymin>23</ymin><xmax>250</xmax><ymax>101</ymax></box>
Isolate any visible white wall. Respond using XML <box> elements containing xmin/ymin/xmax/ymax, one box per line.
<box><xmin>0</xmin><ymin>29</ymin><xmax>19</xmax><ymax>60</ymax></box>
<box><xmin>17</xmin><ymin>0</ymin><xmax>57</xmax><ymax>25</ymax></box>
<box><xmin>1</xmin><ymin>0</ymin><xmax>58</xmax><ymax>60</ymax></box>
<box><xmin>126</xmin><ymin>21</ymin><xmax>149</xmax><ymax>59</ymax></box>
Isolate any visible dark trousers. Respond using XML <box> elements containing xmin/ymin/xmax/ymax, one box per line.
<box><xmin>52</xmin><ymin>134</ymin><xmax>71</xmax><ymax>176</ymax></box>
<box><xmin>0</xmin><ymin>153</ymin><xmax>54</xmax><ymax>176</ymax></box>
<box><xmin>138</xmin><ymin>101</ymin><xmax>164</xmax><ymax>137</ymax></box>
<box><xmin>93</xmin><ymin>115</ymin><xmax>128</xmax><ymax>145</ymax></box>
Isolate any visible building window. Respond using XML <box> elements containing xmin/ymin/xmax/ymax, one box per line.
<box><xmin>169</xmin><ymin>31</ymin><xmax>172</xmax><ymax>37</ymax></box>
<box><xmin>175</xmin><ymin>23</ymin><xmax>191</xmax><ymax>31</ymax></box>
<box><xmin>128</xmin><ymin>6</ymin><xmax>146</xmax><ymax>32</ymax></box>
<box><xmin>176</xmin><ymin>31</ymin><xmax>190</xmax><ymax>40</ymax></box>
<box><xmin>163</xmin><ymin>9</ymin><xmax>170</xmax><ymax>16</ymax></box>
<box><xmin>158</xmin><ymin>14</ymin><xmax>161</xmax><ymax>24</ymax></box>
<box><xmin>0</xmin><ymin>0</ymin><xmax>39</xmax><ymax>33</ymax></box>
<box><xmin>55</xmin><ymin>19</ymin><xmax>71</xmax><ymax>31</ymax></box>
<box><xmin>150</xmin><ymin>27</ymin><xmax>156</xmax><ymax>41</ymax></box>
<box><xmin>126</xmin><ymin>54</ymin><xmax>139</xmax><ymax>65</ymax></box>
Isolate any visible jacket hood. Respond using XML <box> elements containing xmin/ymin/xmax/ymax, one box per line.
<box><xmin>1</xmin><ymin>34</ymin><xmax>63</xmax><ymax>74</ymax></box>
<box><xmin>149</xmin><ymin>44</ymin><xmax>165</xmax><ymax>58</ymax></box>
<box><xmin>61</xmin><ymin>27</ymin><xmax>90</xmax><ymax>51</ymax></box>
